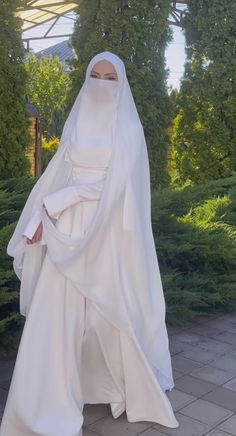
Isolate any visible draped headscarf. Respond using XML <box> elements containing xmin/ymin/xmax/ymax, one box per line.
<box><xmin>7</xmin><ymin>51</ymin><xmax>174</xmax><ymax>393</ymax></box>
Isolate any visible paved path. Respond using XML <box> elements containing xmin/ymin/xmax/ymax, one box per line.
<box><xmin>1</xmin><ymin>311</ymin><xmax>236</xmax><ymax>435</ymax></box>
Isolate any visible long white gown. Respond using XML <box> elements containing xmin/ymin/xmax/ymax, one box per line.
<box><xmin>0</xmin><ymin>142</ymin><xmax>179</xmax><ymax>436</ymax></box>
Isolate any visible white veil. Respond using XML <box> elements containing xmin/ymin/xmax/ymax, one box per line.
<box><xmin>7</xmin><ymin>51</ymin><xmax>174</xmax><ymax>392</ymax></box>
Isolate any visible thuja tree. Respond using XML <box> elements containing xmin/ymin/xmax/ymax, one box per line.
<box><xmin>171</xmin><ymin>0</ymin><xmax>236</xmax><ymax>185</ymax></box>
<box><xmin>68</xmin><ymin>0</ymin><xmax>173</xmax><ymax>189</ymax></box>
<box><xmin>0</xmin><ymin>0</ymin><xmax>31</xmax><ymax>179</ymax></box>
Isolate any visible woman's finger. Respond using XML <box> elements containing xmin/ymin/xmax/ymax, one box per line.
<box><xmin>26</xmin><ymin>222</ymin><xmax>43</xmax><ymax>244</ymax></box>
<box><xmin>35</xmin><ymin>223</ymin><xmax>43</xmax><ymax>241</ymax></box>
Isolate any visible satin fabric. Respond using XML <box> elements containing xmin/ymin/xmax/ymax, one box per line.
<box><xmin>1</xmin><ymin>151</ymin><xmax>178</xmax><ymax>435</ymax></box>
<box><xmin>3</xmin><ymin>51</ymin><xmax>179</xmax><ymax>433</ymax></box>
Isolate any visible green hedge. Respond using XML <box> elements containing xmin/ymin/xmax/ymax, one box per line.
<box><xmin>152</xmin><ymin>173</ymin><xmax>236</xmax><ymax>324</ymax></box>
<box><xmin>0</xmin><ymin>177</ymin><xmax>35</xmax><ymax>357</ymax></box>
<box><xmin>1</xmin><ymin>174</ymin><xmax>236</xmax><ymax>355</ymax></box>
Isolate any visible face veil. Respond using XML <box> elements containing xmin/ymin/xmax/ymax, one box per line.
<box><xmin>6</xmin><ymin>52</ymin><xmax>177</xmax><ymax>410</ymax></box>
<box><xmin>65</xmin><ymin>75</ymin><xmax>120</xmax><ymax>166</ymax></box>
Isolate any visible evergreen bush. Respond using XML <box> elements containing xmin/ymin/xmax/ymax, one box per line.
<box><xmin>0</xmin><ymin>0</ymin><xmax>31</xmax><ymax>179</ymax></box>
<box><xmin>0</xmin><ymin>177</ymin><xmax>35</xmax><ymax>356</ymax></box>
<box><xmin>170</xmin><ymin>0</ymin><xmax>236</xmax><ymax>184</ymax></box>
<box><xmin>153</xmin><ymin>173</ymin><xmax>236</xmax><ymax>324</ymax></box>
<box><xmin>1</xmin><ymin>173</ymin><xmax>236</xmax><ymax>354</ymax></box>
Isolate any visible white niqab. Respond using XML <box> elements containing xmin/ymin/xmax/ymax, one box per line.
<box><xmin>66</xmin><ymin>76</ymin><xmax>119</xmax><ymax>165</ymax></box>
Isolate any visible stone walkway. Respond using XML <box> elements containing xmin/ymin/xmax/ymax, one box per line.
<box><xmin>1</xmin><ymin>311</ymin><xmax>236</xmax><ymax>435</ymax></box>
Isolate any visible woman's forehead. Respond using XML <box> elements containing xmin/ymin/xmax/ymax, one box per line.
<box><xmin>92</xmin><ymin>59</ymin><xmax>117</xmax><ymax>73</ymax></box>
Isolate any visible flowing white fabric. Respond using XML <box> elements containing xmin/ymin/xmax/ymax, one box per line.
<box><xmin>2</xmin><ymin>51</ymin><xmax>179</xmax><ymax>433</ymax></box>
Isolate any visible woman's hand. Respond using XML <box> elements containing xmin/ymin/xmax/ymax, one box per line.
<box><xmin>26</xmin><ymin>222</ymin><xmax>43</xmax><ymax>244</ymax></box>
<box><xmin>26</xmin><ymin>203</ymin><xmax>48</xmax><ymax>245</ymax></box>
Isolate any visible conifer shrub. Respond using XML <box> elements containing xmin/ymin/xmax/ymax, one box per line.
<box><xmin>1</xmin><ymin>174</ymin><xmax>236</xmax><ymax>354</ymax></box>
<box><xmin>0</xmin><ymin>177</ymin><xmax>34</xmax><ymax>356</ymax></box>
<box><xmin>152</xmin><ymin>174</ymin><xmax>236</xmax><ymax>324</ymax></box>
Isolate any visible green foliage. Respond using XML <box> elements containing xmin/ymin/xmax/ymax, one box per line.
<box><xmin>0</xmin><ymin>177</ymin><xmax>35</xmax><ymax>356</ymax></box>
<box><xmin>25</xmin><ymin>54</ymin><xmax>71</xmax><ymax>138</ymax></box>
<box><xmin>152</xmin><ymin>173</ymin><xmax>236</xmax><ymax>324</ymax></box>
<box><xmin>69</xmin><ymin>0</ymin><xmax>173</xmax><ymax>189</ymax></box>
<box><xmin>1</xmin><ymin>173</ymin><xmax>236</xmax><ymax>353</ymax></box>
<box><xmin>171</xmin><ymin>0</ymin><xmax>236</xmax><ymax>185</ymax></box>
<box><xmin>0</xmin><ymin>0</ymin><xmax>31</xmax><ymax>179</ymax></box>
<box><xmin>41</xmin><ymin>136</ymin><xmax>60</xmax><ymax>171</ymax></box>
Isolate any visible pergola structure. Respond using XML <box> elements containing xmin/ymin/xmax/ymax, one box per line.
<box><xmin>19</xmin><ymin>1</ymin><xmax>77</xmax><ymax>31</ymax></box>
<box><xmin>18</xmin><ymin>1</ymin><xmax>78</xmax><ymax>51</ymax></box>
<box><xmin>169</xmin><ymin>1</ymin><xmax>188</xmax><ymax>27</ymax></box>
<box><xmin>18</xmin><ymin>1</ymin><xmax>188</xmax><ymax>51</ymax></box>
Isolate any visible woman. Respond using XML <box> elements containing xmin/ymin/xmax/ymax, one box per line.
<box><xmin>0</xmin><ymin>51</ymin><xmax>179</xmax><ymax>435</ymax></box>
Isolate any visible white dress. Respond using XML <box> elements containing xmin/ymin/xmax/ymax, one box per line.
<box><xmin>0</xmin><ymin>142</ymin><xmax>178</xmax><ymax>436</ymax></box>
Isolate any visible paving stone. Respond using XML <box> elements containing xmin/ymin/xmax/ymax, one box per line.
<box><xmin>166</xmin><ymin>325</ymin><xmax>185</xmax><ymax>336</ymax></box>
<box><xmin>0</xmin><ymin>378</ymin><xmax>11</xmax><ymax>391</ymax></box>
<box><xmin>87</xmin><ymin>412</ymin><xmax>154</xmax><ymax>436</ymax></box>
<box><xmin>207</xmin><ymin>320</ymin><xmax>236</xmax><ymax>334</ymax></box>
<box><xmin>175</xmin><ymin>374</ymin><xmax>216</xmax><ymax>397</ymax></box>
<box><xmin>190</xmin><ymin>365</ymin><xmax>235</xmax><ymax>385</ymax></box>
<box><xmin>227</xmin><ymin>350</ymin><xmax>236</xmax><ymax>360</ymax></box>
<box><xmin>169</xmin><ymin>339</ymin><xmax>190</xmax><ymax>355</ymax></box>
<box><xmin>211</xmin><ymin>356</ymin><xmax>236</xmax><ymax>375</ymax></box>
<box><xmin>166</xmin><ymin>389</ymin><xmax>196</xmax><ymax>412</ymax></box>
<box><xmin>216</xmin><ymin>332</ymin><xmax>236</xmax><ymax>346</ymax></box>
<box><xmin>189</xmin><ymin>325</ymin><xmax>224</xmax><ymax>339</ymax></box>
<box><xmin>176</xmin><ymin>321</ymin><xmax>201</xmax><ymax>330</ymax></box>
<box><xmin>202</xmin><ymin>387</ymin><xmax>236</xmax><ymax>413</ymax></box>
<box><xmin>180</xmin><ymin>346</ymin><xmax>219</xmax><ymax>364</ymax></box>
<box><xmin>225</xmin><ymin>325</ymin><xmax>236</xmax><ymax>335</ymax></box>
<box><xmin>223</xmin><ymin>376</ymin><xmax>236</xmax><ymax>392</ymax></box>
<box><xmin>137</xmin><ymin>429</ymin><xmax>167</xmax><ymax>436</ymax></box>
<box><xmin>221</xmin><ymin>313</ymin><xmax>236</xmax><ymax>319</ymax></box>
<box><xmin>206</xmin><ymin>318</ymin><xmax>236</xmax><ymax>330</ymax></box>
<box><xmin>172</xmin><ymin>369</ymin><xmax>184</xmax><ymax>380</ymax></box>
<box><xmin>0</xmin><ymin>359</ymin><xmax>15</xmax><ymax>372</ymax></box>
<box><xmin>83</xmin><ymin>403</ymin><xmax>110</xmax><ymax>426</ymax></box>
<box><xmin>180</xmin><ymin>398</ymin><xmax>233</xmax><ymax>426</ymax></box>
<box><xmin>171</xmin><ymin>356</ymin><xmax>203</xmax><ymax>374</ymax></box>
<box><xmin>192</xmin><ymin>314</ymin><xmax>219</xmax><ymax>325</ymax></box>
<box><xmin>219</xmin><ymin>314</ymin><xmax>236</xmax><ymax>323</ymax></box>
<box><xmin>197</xmin><ymin>338</ymin><xmax>235</xmax><ymax>354</ymax></box>
<box><xmin>153</xmin><ymin>412</ymin><xmax>211</xmax><ymax>436</ymax></box>
<box><xmin>171</xmin><ymin>332</ymin><xmax>204</xmax><ymax>345</ymax></box>
<box><xmin>83</xmin><ymin>430</ymin><xmax>101</xmax><ymax>436</ymax></box>
<box><xmin>218</xmin><ymin>414</ymin><xmax>236</xmax><ymax>435</ymax></box>
<box><xmin>0</xmin><ymin>360</ymin><xmax>15</xmax><ymax>390</ymax></box>
<box><xmin>205</xmin><ymin>431</ymin><xmax>233</xmax><ymax>436</ymax></box>
<box><xmin>0</xmin><ymin>388</ymin><xmax>8</xmax><ymax>414</ymax></box>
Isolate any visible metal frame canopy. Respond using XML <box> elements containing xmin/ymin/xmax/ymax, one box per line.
<box><xmin>18</xmin><ymin>1</ymin><xmax>188</xmax><ymax>31</ymax></box>
<box><xmin>17</xmin><ymin>1</ymin><xmax>188</xmax><ymax>51</ymax></box>
<box><xmin>18</xmin><ymin>1</ymin><xmax>77</xmax><ymax>31</ymax></box>
<box><xmin>169</xmin><ymin>1</ymin><xmax>188</xmax><ymax>27</ymax></box>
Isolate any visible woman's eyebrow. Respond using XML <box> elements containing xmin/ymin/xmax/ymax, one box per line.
<box><xmin>91</xmin><ymin>70</ymin><xmax>117</xmax><ymax>76</ymax></box>
<box><xmin>104</xmin><ymin>72</ymin><xmax>117</xmax><ymax>76</ymax></box>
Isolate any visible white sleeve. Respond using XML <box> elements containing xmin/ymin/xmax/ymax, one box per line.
<box><xmin>42</xmin><ymin>178</ymin><xmax>105</xmax><ymax>220</ymax></box>
<box><xmin>22</xmin><ymin>208</ymin><xmax>43</xmax><ymax>239</ymax></box>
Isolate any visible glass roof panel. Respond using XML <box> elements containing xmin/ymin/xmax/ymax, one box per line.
<box><xmin>17</xmin><ymin>1</ymin><xmax>77</xmax><ymax>31</ymax></box>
